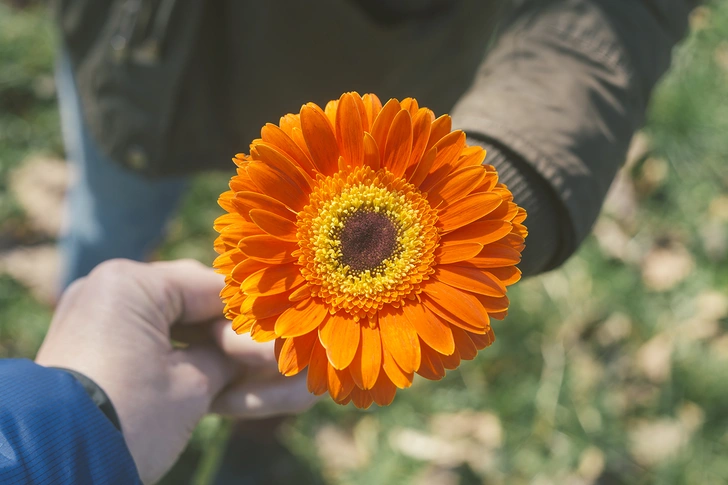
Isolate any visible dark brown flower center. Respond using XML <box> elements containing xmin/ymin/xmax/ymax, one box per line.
<box><xmin>339</xmin><ymin>211</ymin><xmax>399</xmax><ymax>274</ymax></box>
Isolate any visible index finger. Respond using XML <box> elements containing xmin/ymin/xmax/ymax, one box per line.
<box><xmin>150</xmin><ymin>259</ymin><xmax>225</xmax><ymax>324</ymax></box>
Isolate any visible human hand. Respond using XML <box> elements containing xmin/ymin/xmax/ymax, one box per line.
<box><xmin>35</xmin><ymin>259</ymin><xmax>316</xmax><ymax>484</ymax></box>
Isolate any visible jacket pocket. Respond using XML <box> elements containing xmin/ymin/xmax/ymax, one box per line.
<box><xmin>108</xmin><ymin>0</ymin><xmax>179</xmax><ymax>65</ymax></box>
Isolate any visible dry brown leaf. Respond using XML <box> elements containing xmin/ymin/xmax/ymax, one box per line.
<box><xmin>596</xmin><ymin>312</ymin><xmax>633</xmax><ymax>346</ymax></box>
<box><xmin>577</xmin><ymin>447</ymin><xmax>605</xmax><ymax>481</ymax></box>
<box><xmin>635</xmin><ymin>333</ymin><xmax>674</xmax><ymax>383</ymax></box>
<box><xmin>315</xmin><ymin>424</ymin><xmax>368</xmax><ymax>475</ymax></box>
<box><xmin>9</xmin><ymin>156</ymin><xmax>69</xmax><ymax>238</ymax></box>
<box><xmin>629</xmin><ymin>418</ymin><xmax>690</xmax><ymax>467</ymax></box>
<box><xmin>641</xmin><ymin>244</ymin><xmax>695</xmax><ymax>292</ymax></box>
<box><xmin>0</xmin><ymin>244</ymin><xmax>59</xmax><ymax>305</ymax></box>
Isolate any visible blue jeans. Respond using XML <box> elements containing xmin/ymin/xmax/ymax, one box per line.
<box><xmin>57</xmin><ymin>52</ymin><xmax>189</xmax><ymax>289</ymax></box>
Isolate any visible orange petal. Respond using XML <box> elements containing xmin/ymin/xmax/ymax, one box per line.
<box><xmin>490</xmin><ymin>311</ymin><xmax>508</xmax><ymax>321</ymax></box>
<box><xmin>441</xmin><ymin>220</ymin><xmax>513</xmax><ymax>246</ymax></box>
<box><xmin>460</xmin><ymin>244</ymin><xmax>522</xmax><ymax>268</ymax></box>
<box><xmin>349</xmin><ymin>387</ymin><xmax>374</xmax><ymax>409</ymax></box>
<box><xmin>241</xmin><ymin>292</ymin><xmax>294</xmax><ymax>320</ymax></box>
<box><xmin>335</xmin><ymin>93</ymin><xmax>365</xmax><ymax>168</ymax></box>
<box><xmin>230</xmin><ymin>258</ymin><xmax>268</xmax><ymax>284</ymax></box>
<box><xmin>349</xmin><ymin>323</ymin><xmax>382</xmax><ymax>390</ymax></box>
<box><xmin>403</xmin><ymin>303</ymin><xmax>455</xmax><ymax>356</ymax></box>
<box><xmin>382</xmin><ymin>346</ymin><xmax>414</xmax><ymax>389</ymax></box>
<box><xmin>278</xmin><ymin>332</ymin><xmax>318</xmax><ymax>376</ymax></box>
<box><xmin>349</xmin><ymin>93</ymin><xmax>369</xmax><ymax>132</ymax></box>
<box><xmin>467</xmin><ymin>328</ymin><xmax>496</xmax><ymax>350</ymax></box>
<box><xmin>307</xmin><ymin>341</ymin><xmax>329</xmax><ymax>395</ymax></box>
<box><xmin>220</xmin><ymin>284</ymin><xmax>239</xmax><ymax>302</ymax></box>
<box><xmin>440</xmin><ymin>347</ymin><xmax>461</xmax><ymax>370</ymax></box>
<box><xmin>434</xmin><ymin>241</ymin><xmax>483</xmax><ymax>265</ymax></box>
<box><xmin>250</xmin><ymin>316</ymin><xmax>277</xmax><ymax>342</ymax></box>
<box><xmin>218</xmin><ymin>221</ymin><xmax>263</xmax><ymax>246</ymax></box>
<box><xmin>214</xmin><ymin>213</ymin><xmax>246</xmax><ymax>231</ymax></box>
<box><xmin>493</xmin><ymin>185</ymin><xmax>514</xmax><ymax>201</ymax></box>
<box><xmin>246</xmin><ymin>162</ymin><xmax>307</xmax><ymax>211</ymax></box>
<box><xmin>369</xmin><ymin>371</ymin><xmax>397</xmax><ymax>406</ymax></box>
<box><xmin>218</xmin><ymin>190</ymin><xmax>237</xmax><ymax>213</ymax></box>
<box><xmin>290</xmin><ymin>127</ymin><xmax>313</xmax><ymax>162</ymax></box>
<box><xmin>437</xmin><ymin>193</ymin><xmax>503</xmax><ymax>232</ymax></box>
<box><xmin>319</xmin><ymin>312</ymin><xmax>360</xmax><ymax>370</ymax></box>
<box><xmin>324</xmin><ymin>99</ymin><xmax>338</xmax><ymax>126</ymax></box>
<box><xmin>274</xmin><ymin>298</ymin><xmax>329</xmax><ymax>338</ymax></box>
<box><xmin>434</xmin><ymin>266</ymin><xmax>506</xmax><ymax>297</ymax></box>
<box><xmin>378</xmin><ymin>306</ymin><xmax>421</xmax><ymax>373</ymax></box>
<box><xmin>425</xmin><ymin>114</ymin><xmax>452</xmax><ymax>152</ymax></box>
<box><xmin>421</xmin><ymin>280</ymin><xmax>490</xmax><ymax>333</ymax></box>
<box><xmin>337</xmin><ymin>155</ymin><xmax>348</xmax><ymax>172</ymax></box>
<box><xmin>399</xmin><ymin>97</ymin><xmax>419</xmax><ymax>114</ymax></box>
<box><xmin>279</xmin><ymin>113</ymin><xmax>302</xmax><ymax>135</ymax></box>
<box><xmin>451</xmin><ymin>326</ymin><xmax>478</xmax><ymax>360</ymax></box>
<box><xmin>470</xmin><ymin>171</ymin><xmax>498</xmax><ymax>194</ymax></box>
<box><xmin>214</xmin><ymin>236</ymin><xmax>231</xmax><ymax>255</ymax></box>
<box><xmin>499</xmin><ymin>233</ymin><xmax>526</xmax><ymax>251</ymax></box>
<box><xmin>288</xmin><ymin>284</ymin><xmax>312</xmax><ymax>302</ymax></box>
<box><xmin>429</xmin><ymin>130</ymin><xmax>466</xmax><ymax>172</ymax></box>
<box><xmin>416</xmin><ymin>340</ymin><xmax>446</xmax><ymax>380</ymax></box>
<box><xmin>488</xmin><ymin>266</ymin><xmax>522</xmax><ymax>286</ymax></box>
<box><xmin>370</xmin><ymin>98</ymin><xmax>401</xmax><ymax>160</ymax></box>
<box><xmin>238</xmin><ymin>235</ymin><xmax>297</xmax><ymax>264</ymax></box>
<box><xmin>334</xmin><ymin>395</ymin><xmax>352</xmax><ymax>405</ymax></box>
<box><xmin>514</xmin><ymin>208</ymin><xmax>527</xmax><ymax>225</ymax></box>
<box><xmin>253</xmin><ymin>142</ymin><xmax>313</xmax><ymax>192</ymax></box>
<box><xmin>327</xmin><ymin>364</ymin><xmax>355</xmax><ymax>402</ymax></box>
<box><xmin>261</xmin><ymin>123</ymin><xmax>317</xmax><ymax>176</ymax></box>
<box><xmin>232</xmin><ymin>315</ymin><xmax>254</xmax><ymax>335</ymax></box>
<box><xmin>242</xmin><ymin>263</ymin><xmax>304</xmax><ymax>296</ymax></box>
<box><xmin>382</xmin><ymin>109</ymin><xmax>413</xmax><ymax>178</ymax></box>
<box><xmin>475</xmin><ymin>294</ymin><xmax>510</xmax><ymax>313</ymax></box>
<box><xmin>229</xmin><ymin>171</ymin><xmax>258</xmax><ymax>193</ymax></box>
<box><xmin>452</xmin><ymin>144</ymin><xmax>486</xmax><ymax>170</ymax></box>
<box><xmin>407</xmin><ymin>146</ymin><xmax>437</xmax><ymax>188</ymax></box>
<box><xmin>408</xmin><ymin>108</ymin><xmax>433</xmax><ymax>168</ymax></box>
<box><xmin>481</xmin><ymin>200</ymin><xmax>517</xmax><ymax>222</ymax></box>
<box><xmin>300</xmin><ymin>103</ymin><xmax>340</xmax><ymax>176</ymax></box>
<box><xmin>362</xmin><ymin>132</ymin><xmax>381</xmax><ymax>170</ymax></box>
<box><xmin>426</xmin><ymin>165</ymin><xmax>486</xmax><ymax>207</ymax></box>
<box><xmin>223</xmin><ymin>290</ymin><xmax>245</xmax><ymax>312</ymax></box>
<box><xmin>362</xmin><ymin>93</ymin><xmax>383</xmax><ymax>130</ymax></box>
<box><xmin>249</xmin><ymin>209</ymin><xmax>298</xmax><ymax>242</ymax></box>
<box><xmin>419</xmin><ymin>131</ymin><xmax>467</xmax><ymax>192</ymax></box>
<box><xmin>513</xmin><ymin>222</ymin><xmax>528</xmax><ymax>238</ymax></box>
<box><xmin>234</xmin><ymin>191</ymin><xmax>297</xmax><ymax>222</ymax></box>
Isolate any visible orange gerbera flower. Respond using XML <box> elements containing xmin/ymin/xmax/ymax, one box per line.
<box><xmin>214</xmin><ymin>92</ymin><xmax>527</xmax><ymax>409</ymax></box>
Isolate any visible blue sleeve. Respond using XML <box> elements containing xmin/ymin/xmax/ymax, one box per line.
<box><xmin>0</xmin><ymin>359</ymin><xmax>142</xmax><ymax>485</ymax></box>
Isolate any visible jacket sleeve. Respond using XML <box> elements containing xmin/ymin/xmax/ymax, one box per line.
<box><xmin>452</xmin><ymin>0</ymin><xmax>697</xmax><ymax>269</ymax></box>
<box><xmin>0</xmin><ymin>359</ymin><xmax>142</xmax><ymax>485</ymax></box>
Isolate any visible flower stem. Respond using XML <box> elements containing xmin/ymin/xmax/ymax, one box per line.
<box><xmin>192</xmin><ymin>417</ymin><xmax>234</xmax><ymax>485</ymax></box>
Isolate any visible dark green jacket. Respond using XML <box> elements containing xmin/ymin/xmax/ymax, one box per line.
<box><xmin>56</xmin><ymin>0</ymin><xmax>696</xmax><ymax>265</ymax></box>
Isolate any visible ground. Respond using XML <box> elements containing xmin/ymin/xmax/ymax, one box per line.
<box><xmin>1</xmin><ymin>2</ymin><xmax>727</xmax><ymax>484</ymax></box>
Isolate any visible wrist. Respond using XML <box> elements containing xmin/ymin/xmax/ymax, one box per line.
<box><xmin>468</xmin><ymin>136</ymin><xmax>571</xmax><ymax>275</ymax></box>
<box><xmin>51</xmin><ymin>367</ymin><xmax>122</xmax><ymax>432</ymax></box>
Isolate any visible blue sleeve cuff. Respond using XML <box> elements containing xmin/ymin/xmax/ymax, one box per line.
<box><xmin>0</xmin><ymin>359</ymin><xmax>142</xmax><ymax>485</ymax></box>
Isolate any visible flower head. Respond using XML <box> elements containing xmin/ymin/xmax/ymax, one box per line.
<box><xmin>214</xmin><ymin>93</ymin><xmax>527</xmax><ymax>408</ymax></box>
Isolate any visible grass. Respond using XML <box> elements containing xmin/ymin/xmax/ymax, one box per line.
<box><xmin>1</xmin><ymin>2</ymin><xmax>727</xmax><ymax>484</ymax></box>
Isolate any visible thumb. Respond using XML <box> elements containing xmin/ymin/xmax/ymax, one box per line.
<box><xmin>150</xmin><ymin>259</ymin><xmax>225</xmax><ymax>327</ymax></box>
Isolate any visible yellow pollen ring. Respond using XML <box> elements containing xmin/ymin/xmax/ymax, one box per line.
<box><xmin>296</xmin><ymin>166</ymin><xmax>439</xmax><ymax>318</ymax></box>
